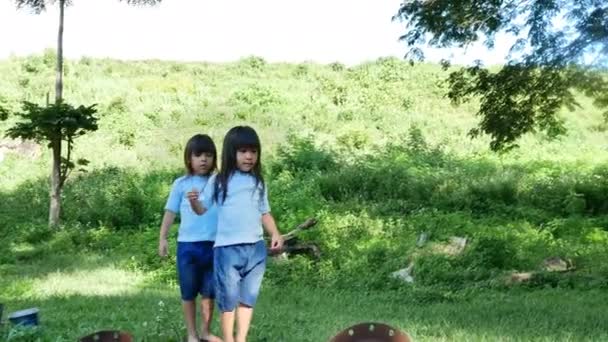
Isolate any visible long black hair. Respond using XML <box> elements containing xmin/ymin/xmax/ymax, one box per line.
<box><xmin>184</xmin><ymin>134</ymin><xmax>217</xmax><ymax>175</ymax></box>
<box><xmin>214</xmin><ymin>126</ymin><xmax>264</xmax><ymax>204</ymax></box>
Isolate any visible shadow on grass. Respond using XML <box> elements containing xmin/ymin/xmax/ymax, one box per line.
<box><xmin>2</xmin><ymin>285</ymin><xmax>608</xmax><ymax>342</ymax></box>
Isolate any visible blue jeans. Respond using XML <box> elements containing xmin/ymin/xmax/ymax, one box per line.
<box><xmin>177</xmin><ymin>241</ymin><xmax>215</xmax><ymax>300</ymax></box>
<box><xmin>214</xmin><ymin>240</ymin><xmax>267</xmax><ymax>312</ymax></box>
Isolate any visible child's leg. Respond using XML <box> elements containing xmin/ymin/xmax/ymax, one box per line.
<box><xmin>182</xmin><ymin>300</ymin><xmax>199</xmax><ymax>342</ymax></box>
<box><xmin>220</xmin><ymin>310</ymin><xmax>236</xmax><ymax>342</ymax></box>
<box><xmin>177</xmin><ymin>242</ymin><xmax>203</xmax><ymax>342</ymax></box>
<box><xmin>200</xmin><ymin>298</ymin><xmax>222</xmax><ymax>342</ymax></box>
<box><xmin>199</xmin><ymin>242</ymin><xmax>222</xmax><ymax>341</ymax></box>
<box><xmin>235</xmin><ymin>240</ymin><xmax>267</xmax><ymax>342</ymax></box>
<box><xmin>214</xmin><ymin>245</ymin><xmax>246</xmax><ymax>342</ymax></box>
<box><xmin>235</xmin><ymin>305</ymin><xmax>253</xmax><ymax>342</ymax></box>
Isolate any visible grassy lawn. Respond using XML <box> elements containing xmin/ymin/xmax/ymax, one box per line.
<box><xmin>2</xmin><ymin>251</ymin><xmax>607</xmax><ymax>342</ymax></box>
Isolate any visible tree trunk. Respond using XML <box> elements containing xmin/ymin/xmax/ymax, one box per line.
<box><xmin>49</xmin><ymin>0</ymin><xmax>65</xmax><ymax>228</ymax></box>
<box><xmin>55</xmin><ymin>0</ymin><xmax>64</xmax><ymax>104</ymax></box>
<box><xmin>49</xmin><ymin>138</ymin><xmax>62</xmax><ymax>227</ymax></box>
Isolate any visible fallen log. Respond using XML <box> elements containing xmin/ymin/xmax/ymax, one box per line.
<box><xmin>281</xmin><ymin>243</ymin><xmax>322</xmax><ymax>259</ymax></box>
<box><xmin>282</xmin><ymin>217</ymin><xmax>318</xmax><ymax>242</ymax></box>
<box><xmin>266</xmin><ymin>217</ymin><xmax>319</xmax><ymax>258</ymax></box>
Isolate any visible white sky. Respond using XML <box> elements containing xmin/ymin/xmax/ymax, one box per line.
<box><xmin>0</xmin><ymin>0</ymin><xmax>511</xmax><ymax>65</ymax></box>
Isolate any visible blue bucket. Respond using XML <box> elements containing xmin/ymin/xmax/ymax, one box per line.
<box><xmin>8</xmin><ymin>308</ymin><xmax>39</xmax><ymax>327</ymax></box>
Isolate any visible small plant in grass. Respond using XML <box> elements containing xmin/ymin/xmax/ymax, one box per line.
<box><xmin>151</xmin><ymin>300</ymin><xmax>182</xmax><ymax>341</ymax></box>
<box><xmin>4</xmin><ymin>325</ymin><xmax>43</xmax><ymax>342</ymax></box>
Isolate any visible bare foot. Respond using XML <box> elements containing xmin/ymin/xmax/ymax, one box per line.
<box><xmin>200</xmin><ymin>333</ymin><xmax>223</xmax><ymax>342</ymax></box>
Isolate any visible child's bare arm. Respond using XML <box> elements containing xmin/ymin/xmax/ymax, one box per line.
<box><xmin>262</xmin><ymin>213</ymin><xmax>284</xmax><ymax>251</ymax></box>
<box><xmin>187</xmin><ymin>188</ymin><xmax>207</xmax><ymax>215</ymax></box>
<box><xmin>158</xmin><ymin>210</ymin><xmax>176</xmax><ymax>257</ymax></box>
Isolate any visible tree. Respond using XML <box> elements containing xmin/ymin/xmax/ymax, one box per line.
<box><xmin>12</xmin><ymin>0</ymin><xmax>161</xmax><ymax>226</ymax></box>
<box><xmin>394</xmin><ymin>0</ymin><xmax>608</xmax><ymax>151</ymax></box>
<box><xmin>2</xmin><ymin>101</ymin><xmax>99</xmax><ymax>226</ymax></box>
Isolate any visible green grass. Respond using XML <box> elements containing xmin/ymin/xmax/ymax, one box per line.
<box><xmin>2</xmin><ymin>250</ymin><xmax>608</xmax><ymax>342</ymax></box>
<box><xmin>1</xmin><ymin>55</ymin><xmax>608</xmax><ymax>340</ymax></box>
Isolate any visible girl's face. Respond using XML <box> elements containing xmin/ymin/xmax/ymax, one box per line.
<box><xmin>236</xmin><ymin>147</ymin><xmax>258</xmax><ymax>172</ymax></box>
<box><xmin>190</xmin><ymin>152</ymin><xmax>214</xmax><ymax>175</ymax></box>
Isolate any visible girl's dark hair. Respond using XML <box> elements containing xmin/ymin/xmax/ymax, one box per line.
<box><xmin>214</xmin><ymin>126</ymin><xmax>264</xmax><ymax>204</ymax></box>
<box><xmin>184</xmin><ymin>134</ymin><xmax>217</xmax><ymax>175</ymax></box>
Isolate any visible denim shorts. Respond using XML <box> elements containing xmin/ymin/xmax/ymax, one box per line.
<box><xmin>214</xmin><ymin>240</ymin><xmax>267</xmax><ymax>312</ymax></box>
<box><xmin>177</xmin><ymin>241</ymin><xmax>215</xmax><ymax>301</ymax></box>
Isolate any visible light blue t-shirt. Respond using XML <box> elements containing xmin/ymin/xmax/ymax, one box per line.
<box><xmin>165</xmin><ymin>175</ymin><xmax>218</xmax><ymax>242</ymax></box>
<box><xmin>202</xmin><ymin>171</ymin><xmax>270</xmax><ymax>247</ymax></box>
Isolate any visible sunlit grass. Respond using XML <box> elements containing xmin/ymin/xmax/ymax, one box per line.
<box><xmin>33</xmin><ymin>266</ymin><xmax>145</xmax><ymax>297</ymax></box>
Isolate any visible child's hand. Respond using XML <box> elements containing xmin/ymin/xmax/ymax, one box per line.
<box><xmin>158</xmin><ymin>238</ymin><xmax>168</xmax><ymax>257</ymax></box>
<box><xmin>186</xmin><ymin>187</ymin><xmax>200</xmax><ymax>203</ymax></box>
<box><xmin>187</xmin><ymin>187</ymin><xmax>207</xmax><ymax>215</ymax></box>
<box><xmin>270</xmin><ymin>233</ymin><xmax>284</xmax><ymax>252</ymax></box>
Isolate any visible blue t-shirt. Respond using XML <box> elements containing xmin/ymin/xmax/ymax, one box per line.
<box><xmin>165</xmin><ymin>174</ymin><xmax>218</xmax><ymax>242</ymax></box>
<box><xmin>202</xmin><ymin>171</ymin><xmax>270</xmax><ymax>247</ymax></box>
